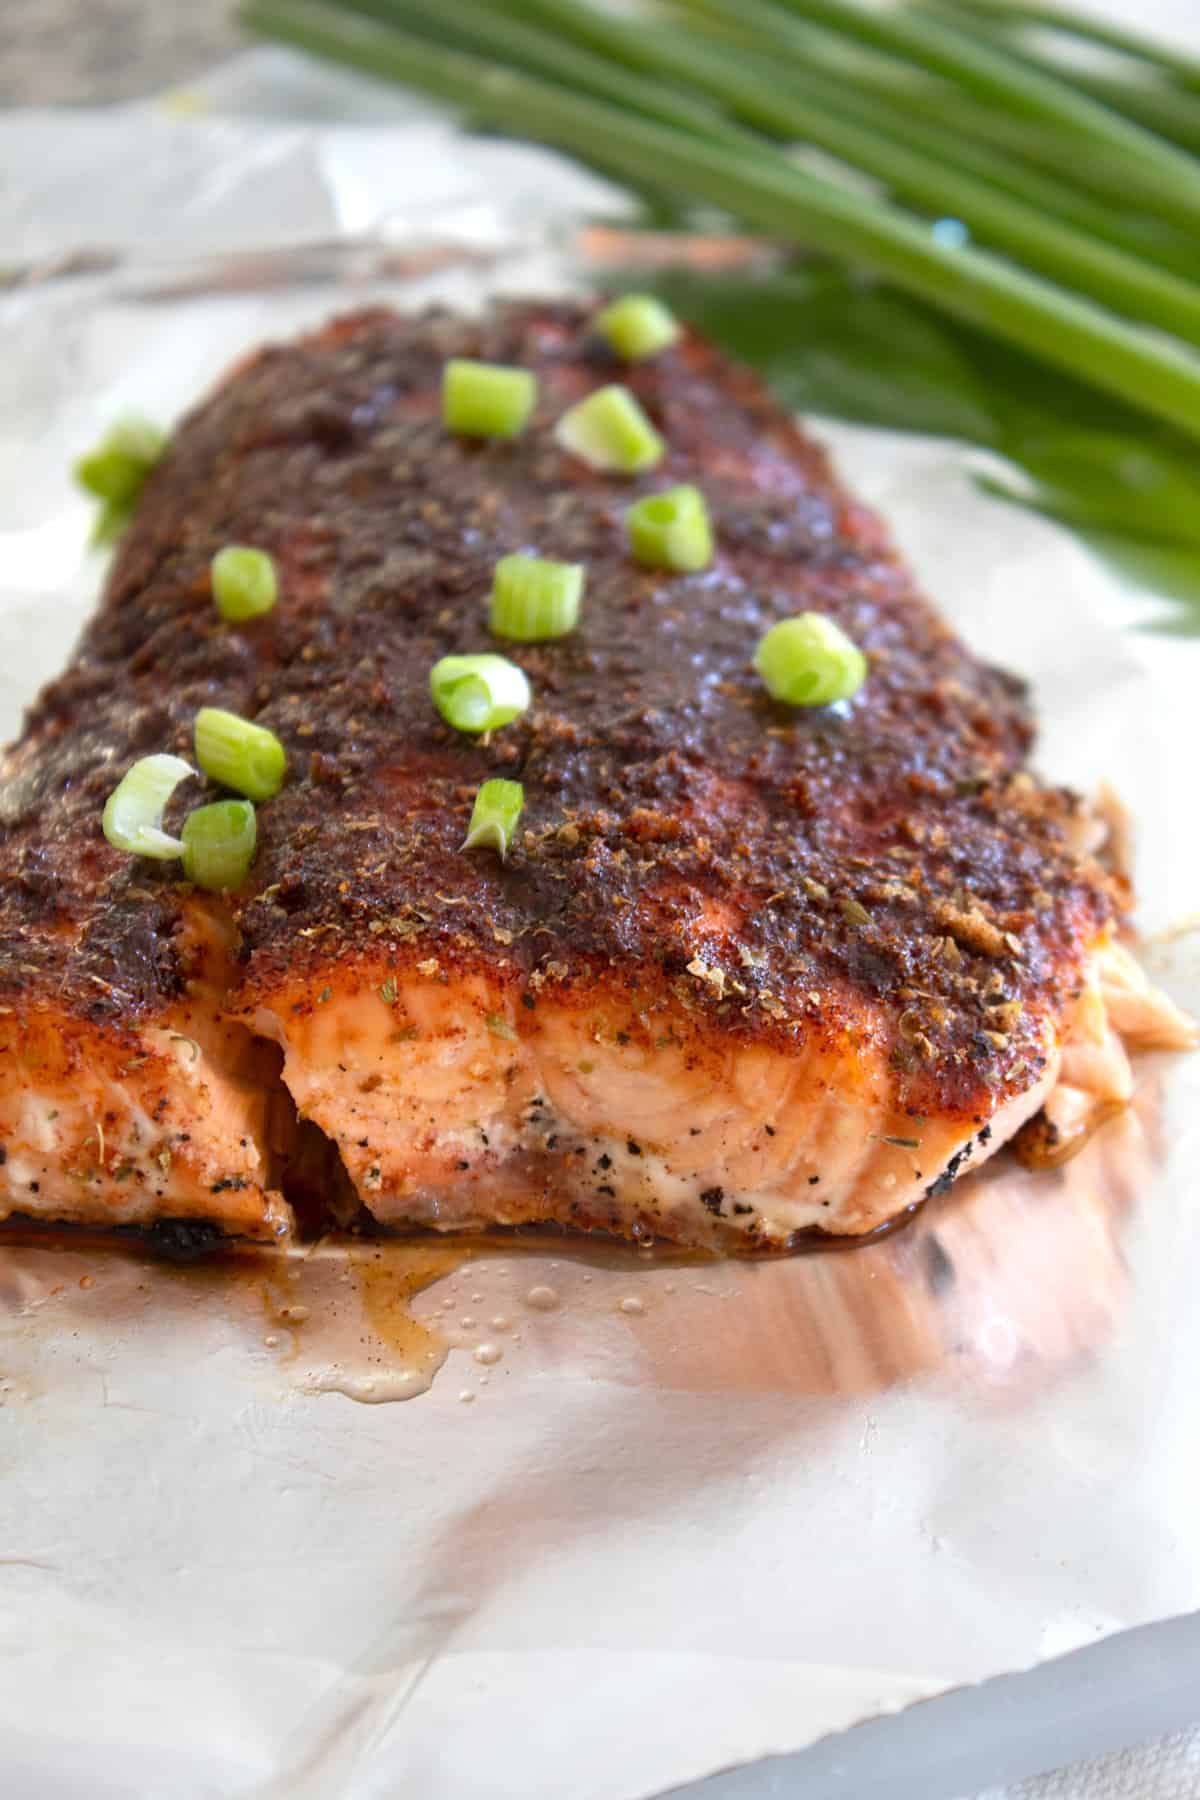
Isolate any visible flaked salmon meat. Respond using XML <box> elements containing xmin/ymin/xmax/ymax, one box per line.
<box><xmin>0</xmin><ymin>302</ymin><xmax>1191</xmax><ymax>1252</ymax></box>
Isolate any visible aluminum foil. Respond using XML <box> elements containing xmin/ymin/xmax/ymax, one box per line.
<box><xmin>1</xmin><ymin>50</ymin><xmax>1198</xmax><ymax>1800</ymax></box>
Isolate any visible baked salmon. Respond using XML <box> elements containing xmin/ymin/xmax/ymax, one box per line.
<box><xmin>0</xmin><ymin>302</ymin><xmax>1190</xmax><ymax>1252</ymax></box>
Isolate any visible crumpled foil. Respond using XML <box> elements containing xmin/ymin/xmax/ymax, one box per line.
<box><xmin>0</xmin><ymin>48</ymin><xmax>1198</xmax><ymax>1800</ymax></box>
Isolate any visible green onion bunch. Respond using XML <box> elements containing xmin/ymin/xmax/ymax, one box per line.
<box><xmin>238</xmin><ymin>0</ymin><xmax>1200</xmax><ymax>618</ymax></box>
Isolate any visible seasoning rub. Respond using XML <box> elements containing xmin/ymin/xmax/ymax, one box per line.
<box><xmin>0</xmin><ymin>300</ymin><xmax>1190</xmax><ymax>1252</ymax></box>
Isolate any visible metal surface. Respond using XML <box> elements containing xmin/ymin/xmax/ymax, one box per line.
<box><xmin>667</xmin><ymin>1611</ymin><xmax>1200</xmax><ymax>1800</ymax></box>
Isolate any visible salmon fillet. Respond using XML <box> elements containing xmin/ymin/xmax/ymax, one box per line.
<box><xmin>0</xmin><ymin>301</ymin><xmax>1189</xmax><ymax>1252</ymax></box>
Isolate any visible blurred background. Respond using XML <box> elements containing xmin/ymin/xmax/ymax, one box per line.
<box><xmin>5</xmin><ymin>0</ymin><xmax>238</xmax><ymax>104</ymax></box>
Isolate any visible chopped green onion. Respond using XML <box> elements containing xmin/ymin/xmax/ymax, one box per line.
<box><xmin>595</xmin><ymin>293</ymin><xmax>681</xmax><ymax>360</ymax></box>
<box><xmin>181</xmin><ymin>799</ymin><xmax>258</xmax><ymax>891</ymax></box>
<box><xmin>194</xmin><ymin>707</ymin><xmax>287</xmax><ymax>801</ymax></box>
<box><xmin>101</xmin><ymin>754</ymin><xmax>194</xmax><ymax>859</ymax></box>
<box><xmin>754</xmin><ymin>613</ymin><xmax>867</xmax><ymax>706</ymax></box>
<box><xmin>90</xmin><ymin>500</ymin><xmax>135</xmax><ymax>549</ymax></box>
<box><xmin>489</xmin><ymin>552</ymin><xmax>584</xmax><ymax>641</ymax></box>
<box><xmin>462</xmin><ymin>778</ymin><xmax>524</xmax><ymax>858</ymax></box>
<box><xmin>211</xmin><ymin>546</ymin><xmax>278</xmax><ymax>623</ymax></box>
<box><xmin>626</xmin><ymin>485</ymin><xmax>713</xmax><ymax>572</ymax></box>
<box><xmin>443</xmin><ymin>359</ymin><xmax>537</xmax><ymax>438</ymax></box>
<box><xmin>430</xmin><ymin>653</ymin><xmax>532</xmax><ymax>733</ymax></box>
<box><xmin>74</xmin><ymin>416</ymin><xmax>165</xmax><ymax>507</ymax></box>
<box><xmin>554</xmin><ymin>384</ymin><xmax>665</xmax><ymax>472</ymax></box>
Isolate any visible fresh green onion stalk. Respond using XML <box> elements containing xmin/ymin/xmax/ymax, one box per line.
<box><xmin>101</xmin><ymin>754</ymin><xmax>194</xmax><ymax>859</ymax></box>
<box><xmin>626</xmin><ymin>484</ymin><xmax>714</xmax><ymax>571</ymax></box>
<box><xmin>430</xmin><ymin>653</ymin><xmax>532</xmax><ymax>732</ymax></box>
<box><xmin>237</xmin><ymin>0</ymin><xmax>1200</xmax><ymax>447</ymax></box>
<box><xmin>555</xmin><ymin>385</ymin><xmax>666</xmax><ymax>471</ymax></box>
<box><xmin>754</xmin><ymin>613</ymin><xmax>867</xmax><ymax>705</ymax></box>
<box><xmin>443</xmin><ymin>359</ymin><xmax>538</xmax><ymax>437</ymax></box>
<box><xmin>211</xmin><ymin>546</ymin><xmax>279</xmax><ymax>623</ymax></box>
<box><xmin>182</xmin><ymin>799</ymin><xmax>258</xmax><ymax>891</ymax></box>
<box><xmin>74</xmin><ymin>417</ymin><xmax>165</xmax><ymax>507</ymax></box>
<box><xmin>462</xmin><ymin>778</ymin><xmax>525</xmax><ymax>857</ymax></box>
<box><xmin>489</xmin><ymin>553</ymin><xmax>585</xmax><ymax>640</ymax></box>
<box><xmin>194</xmin><ymin>707</ymin><xmax>288</xmax><ymax>801</ymax></box>
<box><xmin>595</xmin><ymin>293</ymin><xmax>681</xmax><ymax>360</ymax></box>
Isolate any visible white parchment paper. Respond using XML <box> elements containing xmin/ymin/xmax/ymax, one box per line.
<box><xmin>0</xmin><ymin>48</ymin><xmax>1198</xmax><ymax>1800</ymax></box>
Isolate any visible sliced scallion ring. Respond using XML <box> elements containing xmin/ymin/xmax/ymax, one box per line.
<box><xmin>430</xmin><ymin>654</ymin><xmax>531</xmax><ymax>734</ymax></box>
<box><xmin>443</xmin><ymin>359</ymin><xmax>537</xmax><ymax>438</ymax></box>
<box><xmin>462</xmin><ymin>778</ymin><xmax>524</xmax><ymax>858</ymax></box>
<box><xmin>489</xmin><ymin>552</ymin><xmax>584</xmax><ymax>641</ymax></box>
<box><xmin>194</xmin><ymin>707</ymin><xmax>287</xmax><ymax>801</ymax></box>
<box><xmin>595</xmin><ymin>293</ymin><xmax>680</xmax><ymax>361</ymax></box>
<box><xmin>754</xmin><ymin>613</ymin><xmax>868</xmax><ymax>707</ymax></box>
<box><xmin>90</xmin><ymin>499</ymin><xmax>135</xmax><ymax>549</ymax></box>
<box><xmin>101</xmin><ymin>753</ymin><xmax>194</xmax><ymax>859</ymax></box>
<box><xmin>211</xmin><ymin>546</ymin><xmax>278</xmax><ymax>623</ymax></box>
<box><xmin>181</xmin><ymin>799</ymin><xmax>258</xmax><ymax>892</ymax></box>
<box><xmin>554</xmin><ymin>385</ymin><xmax>665</xmax><ymax>473</ymax></box>
<box><xmin>626</xmin><ymin>485</ymin><xmax>713</xmax><ymax>572</ymax></box>
<box><xmin>74</xmin><ymin>416</ymin><xmax>165</xmax><ymax>507</ymax></box>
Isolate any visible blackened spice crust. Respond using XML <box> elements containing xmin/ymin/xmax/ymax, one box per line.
<box><xmin>0</xmin><ymin>303</ymin><xmax>1118</xmax><ymax>1128</ymax></box>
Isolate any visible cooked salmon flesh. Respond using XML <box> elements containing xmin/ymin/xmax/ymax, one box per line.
<box><xmin>0</xmin><ymin>302</ymin><xmax>1190</xmax><ymax>1251</ymax></box>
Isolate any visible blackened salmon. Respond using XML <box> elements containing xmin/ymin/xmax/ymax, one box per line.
<box><xmin>0</xmin><ymin>302</ymin><xmax>1189</xmax><ymax>1251</ymax></box>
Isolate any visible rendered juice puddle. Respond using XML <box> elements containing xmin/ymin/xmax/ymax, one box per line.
<box><xmin>261</xmin><ymin>1239</ymin><xmax>470</xmax><ymax>1404</ymax></box>
<box><xmin>285</xmin><ymin>1234</ymin><xmax>711</xmax><ymax>1405</ymax></box>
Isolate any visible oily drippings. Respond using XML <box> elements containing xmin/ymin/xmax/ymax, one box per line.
<box><xmin>253</xmin><ymin>1237</ymin><xmax>472</xmax><ymax>1404</ymax></box>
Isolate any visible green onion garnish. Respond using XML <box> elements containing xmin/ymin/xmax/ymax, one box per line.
<box><xmin>430</xmin><ymin>653</ymin><xmax>532</xmax><ymax>733</ymax></box>
<box><xmin>489</xmin><ymin>552</ymin><xmax>584</xmax><ymax>641</ymax></box>
<box><xmin>74</xmin><ymin>416</ymin><xmax>165</xmax><ymax>508</ymax></box>
<box><xmin>181</xmin><ymin>799</ymin><xmax>258</xmax><ymax>892</ymax></box>
<box><xmin>754</xmin><ymin>613</ymin><xmax>868</xmax><ymax>706</ymax></box>
<box><xmin>101</xmin><ymin>753</ymin><xmax>194</xmax><ymax>859</ymax></box>
<box><xmin>211</xmin><ymin>546</ymin><xmax>278</xmax><ymax>623</ymax></box>
<box><xmin>554</xmin><ymin>384</ymin><xmax>665</xmax><ymax>472</ymax></box>
<box><xmin>462</xmin><ymin>778</ymin><xmax>524</xmax><ymax>858</ymax></box>
<box><xmin>595</xmin><ymin>293</ymin><xmax>680</xmax><ymax>361</ymax></box>
<box><xmin>443</xmin><ymin>359</ymin><xmax>537</xmax><ymax>438</ymax></box>
<box><xmin>194</xmin><ymin>707</ymin><xmax>287</xmax><ymax>801</ymax></box>
<box><xmin>90</xmin><ymin>500</ymin><xmax>135</xmax><ymax>549</ymax></box>
<box><xmin>626</xmin><ymin>485</ymin><xmax>713</xmax><ymax>572</ymax></box>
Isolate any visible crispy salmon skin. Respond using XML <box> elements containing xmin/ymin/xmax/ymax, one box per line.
<box><xmin>0</xmin><ymin>302</ymin><xmax>1189</xmax><ymax>1250</ymax></box>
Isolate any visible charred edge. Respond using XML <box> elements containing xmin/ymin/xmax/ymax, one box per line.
<box><xmin>923</xmin><ymin>1132</ymin><xmax>980</xmax><ymax>1201</ymax></box>
<box><xmin>138</xmin><ymin>1217</ymin><xmax>229</xmax><ymax>1262</ymax></box>
<box><xmin>0</xmin><ymin>1211</ymin><xmax>239</xmax><ymax>1261</ymax></box>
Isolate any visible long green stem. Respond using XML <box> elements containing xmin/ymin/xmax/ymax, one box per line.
<box><xmin>335</xmin><ymin>0</ymin><xmax>749</xmax><ymax>151</ymax></box>
<box><xmin>922</xmin><ymin>0</ymin><xmax>1200</xmax><ymax>91</ymax></box>
<box><xmin>594</xmin><ymin>26</ymin><xmax>1200</xmax><ymax>342</ymax></box>
<box><xmin>682</xmin><ymin>30</ymin><xmax>1199</xmax><ymax>278</ymax></box>
<box><xmin>763</xmin><ymin>0</ymin><xmax>1199</xmax><ymax>167</ymax></box>
<box><xmin>361</xmin><ymin>0</ymin><xmax>1200</xmax><ymax>316</ymax></box>
<box><xmin>879</xmin><ymin>71</ymin><xmax>1200</xmax><ymax>190</ymax></box>
<box><xmin>911</xmin><ymin>2</ymin><xmax>1200</xmax><ymax>151</ymax></box>
<box><xmin>677</xmin><ymin>0</ymin><xmax>1200</xmax><ymax>228</ymax></box>
<box><xmin>482</xmin><ymin>0</ymin><xmax>1200</xmax><ymax>320</ymax></box>
<box><xmin>241</xmin><ymin>0</ymin><xmax>1200</xmax><ymax>444</ymax></box>
<box><xmin>1072</xmin><ymin>73</ymin><xmax>1200</xmax><ymax>156</ymax></box>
